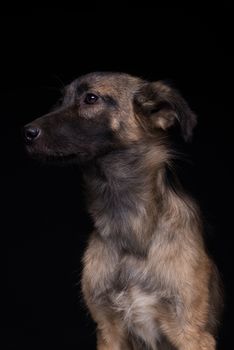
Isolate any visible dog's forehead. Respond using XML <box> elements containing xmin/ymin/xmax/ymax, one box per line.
<box><xmin>73</xmin><ymin>72</ymin><xmax>143</xmax><ymax>97</ymax></box>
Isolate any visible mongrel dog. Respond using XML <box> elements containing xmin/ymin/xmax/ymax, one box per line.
<box><xmin>23</xmin><ymin>72</ymin><xmax>222</xmax><ymax>349</ymax></box>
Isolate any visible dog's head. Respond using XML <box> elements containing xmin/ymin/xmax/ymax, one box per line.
<box><xmin>23</xmin><ymin>72</ymin><xmax>197</xmax><ymax>163</ymax></box>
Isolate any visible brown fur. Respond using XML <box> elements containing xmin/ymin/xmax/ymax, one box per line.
<box><xmin>24</xmin><ymin>72</ymin><xmax>223</xmax><ymax>349</ymax></box>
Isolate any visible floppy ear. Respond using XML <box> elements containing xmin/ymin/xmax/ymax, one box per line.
<box><xmin>134</xmin><ymin>80</ymin><xmax>197</xmax><ymax>142</ymax></box>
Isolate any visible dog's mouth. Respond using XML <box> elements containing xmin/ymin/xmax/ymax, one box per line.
<box><xmin>25</xmin><ymin>144</ymin><xmax>79</xmax><ymax>163</ymax></box>
<box><xmin>43</xmin><ymin>153</ymin><xmax>78</xmax><ymax>162</ymax></box>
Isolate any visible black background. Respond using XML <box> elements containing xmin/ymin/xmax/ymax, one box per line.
<box><xmin>1</xmin><ymin>6</ymin><xmax>233</xmax><ymax>349</ymax></box>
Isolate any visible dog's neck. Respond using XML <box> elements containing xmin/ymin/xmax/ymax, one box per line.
<box><xmin>83</xmin><ymin>141</ymin><xmax>174</xmax><ymax>256</ymax></box>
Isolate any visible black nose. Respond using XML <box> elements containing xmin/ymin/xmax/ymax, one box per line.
<box><xmin>24</xmin><ymin>125</ymin><xmax>41</xmax><ymax>142</ymax></box>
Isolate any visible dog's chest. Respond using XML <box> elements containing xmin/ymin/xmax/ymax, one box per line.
<box><xmin>82</xmin><ymin>235</ymin><xmax>169</xmax><ymax>348</ymax></box>
<box><xmin>82</xmin><ymin>233</ymin><xmax>163</xmax><ymax>300</ymax></box>
<box><xmin>112</xmin><ymin>286</ymin><xmax>161</xmax><ymax>349</ymax></box>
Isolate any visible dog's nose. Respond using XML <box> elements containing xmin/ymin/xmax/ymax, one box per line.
<box><xmin>24</xmin><ymin>125</ymin><xmax>41</xmax><ymax>142</ymax></box>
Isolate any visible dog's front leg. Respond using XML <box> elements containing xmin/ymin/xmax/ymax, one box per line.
<box><xmin>163</xmin><ymin>329</ymin><xmax>216</xmax><ymax>350</ymax></box>
<box><xmin>95</xmin><ymin>316</ymin><xmax>131</xmax><ymax>350</ymax></box>
<box><xmin>158</xmin><ymin>298</ymin><xmax>216</xmax><ymax>350</ymax></box>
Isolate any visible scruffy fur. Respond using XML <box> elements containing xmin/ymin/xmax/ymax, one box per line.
<box><xmin>24</xmin><ymin>72</ymin><xmax>223</xmax><ymax>349</ymax></box>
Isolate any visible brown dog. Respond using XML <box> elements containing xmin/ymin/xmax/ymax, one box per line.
<box><xmin>24</xmin><ymin>72</ymin><xmax>223</xmax><ymax>349</ymax></box>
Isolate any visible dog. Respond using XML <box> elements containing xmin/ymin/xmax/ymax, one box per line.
<box><xmin>23</xmin><ymin>72</ymin><xmax>223</xmax><ymax>349</ymax></box>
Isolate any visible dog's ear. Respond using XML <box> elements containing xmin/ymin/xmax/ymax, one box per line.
<box><xmin>134</xmin><ymin>81</ymin><xmax>197</xmax><ymax>142</ymax></box>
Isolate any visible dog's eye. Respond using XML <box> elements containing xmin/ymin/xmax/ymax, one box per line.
<box><xmin>84</xmin><ymin>93</ymin><xmax>99</xmax><ymax>104</ymax></box>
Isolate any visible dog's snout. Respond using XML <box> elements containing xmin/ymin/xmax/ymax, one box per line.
<box><xmin>24</xmin><ymin>125</ymin><xmax>41</xmax><ymax>142</ymax></box>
